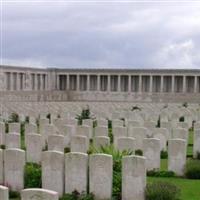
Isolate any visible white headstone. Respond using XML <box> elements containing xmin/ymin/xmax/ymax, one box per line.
<box><xmin>26</xmin><ymin>133</ymin><xmax>42</xmax><ymax>164</ymax></box>
<box><xmin>71</xmin><ymin>136</ymin><xmax>89</xmax><ymax>153</ymax></box>
<box><xmin>0</xmin><ymin>185</ymin><xmax>9</xmax><ymax>200</ymax></box>
<box><xmin>4</xmin><ymin>148</ymin><xmax>25</xmax><ymax>191</ymax></box>
<box><xmin>9</xmin><ymin>123</ymin><xmax>20</xmax><ymax>133</ymax></box>
<box><xmin>42</xmin><ymin>151</ymin><xmax>64</xmax><ymax>197</ymax></box>
<box><xmin>128</xmin><ymin>127</ymin><xmax>147</xmax><ymax>150</ymax></box>
<box><xmin>5</xmin><ymin>133</ymin><xmax>20</xmax><ymax>149</ymax></box>
<box><xmin>93</xmin><ymin>136</ymin><xmax>110</xmax><ymax>148</ymax></box>
<box><xmin>65</xmin><ymin>152</ymin><xmax>88</xmax><ymax>193</ymax></box>
<box><xmin>115</xmin><ymin>137</ymin><xmax>135</xmax><ymax>152</ymax></box>
<box><xmin>122</xmin><ymin>155</ymin><xmax>146</xmax><ymax>200</ymax></box>
<box><xmin>89</xmin><ymin>154</ymin><xmax>113</xmax><ymax>200</ymax></box>
<box><xmin>0</xmin><ymin>149</ymin><xmax>3</xmax><ymax>184</ymax></box>
<box><xmin>95</xmin><ymin>126</ymin><xmax>108</xmax><ymax>137</ymax></box>
<box><xmin>21</xmin><ymin>188</ymin><xmax>59</xmax><ymax>200</ymax></box>
<box><xmin>48</xmin><ymin>135</ymin><xmax>64</xmax><ymax>152</ymax></box>
<box><xmin>143</xmin><ymin>138</ymin><xmax>160</xmax><ymax>171</ymax></box>
<box><xmin>168</xmin><ymin>139</ymin><xmax>186</xmax><ymax>176</ymax></box>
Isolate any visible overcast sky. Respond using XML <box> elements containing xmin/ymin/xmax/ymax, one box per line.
<box><xmin>1</xmin><ymin>1</ymin><xmax>200</xmax><ymax>69</ymax></box>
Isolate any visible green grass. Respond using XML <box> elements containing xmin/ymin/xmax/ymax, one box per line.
<box><xmin>161</xmin><ymin>158</ymin><xmax>168</xmax><ymax>171</ymax></box>
<box><xmin>187</xmin><ymin>145</ymin><xmax>193</xmax><ymax>157</ymax></box>
<box><xmin>188</xmin><ymin>129</ymin><xmax>194</xmax><ymax>146</ymax></box>
<box><xmin>148</xmin><ymin>177</ymin><xmax>200</xmax><ymax>200</ymax></box>
<box><xmin>187</xmin><ymin>130</ymin><xmax>193</xmax><ymax>157</ymax></box>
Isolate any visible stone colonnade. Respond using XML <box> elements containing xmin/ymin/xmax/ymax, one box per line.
<box><xmin>4</xmin><ymin>71</ymin><xmax>48</xmax><ymax>91</ymax></box>
<box><xmin>1</xmin><ymin>65</ymin><xmax>200</xmax><ymax>94</ymax></box>
<box><xmin>57</xmin><ymin>74</ymin><xmax>200</xmax><ymax>93</ymax></box>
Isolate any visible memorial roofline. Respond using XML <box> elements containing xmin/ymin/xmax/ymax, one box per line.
<box><xmin>1</xmin><ymin>64</ymin><xmax>200</xmax><ymax>73</ymax></box>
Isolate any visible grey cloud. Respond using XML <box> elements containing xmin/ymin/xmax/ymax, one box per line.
<box><xmin>2</xmin><ymin>1</ymin><xmax>200</xmax><ymax>68</ymax></box>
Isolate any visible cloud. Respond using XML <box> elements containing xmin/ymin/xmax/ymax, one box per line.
<box><xmin>2</xmin><ymin>1</ymin><xmax>200</xmax><ymax>68</ymax></box>
<box><xmin>152</xmin><ymin>40</ymin><xmax>200</xmax><ymax>68</ymax></box>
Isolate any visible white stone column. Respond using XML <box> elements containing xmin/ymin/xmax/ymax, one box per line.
<box><xmin>76</xmin><ymin>74</ymin><xmax>80</xmax><ymax>91</ymax></box>
<box><xmin>4</xmin><ymin>72</ymin><xmax>8</xmax><ymax>91</ymax></box>
<box><xmin>56</xmin><ymin>75</ymin><xmax>60</xmax><ymax>90</ymax></box>
<box><xmin>118</xmin><ymin>75</ymin><xmax>121</xmax><ymax>92</ymax></box>
<box><xmin>40</xmin><ymin>74</ymin><xmax>43</xmax><ymax>90</ymax></box>
<box><xmin>35</xmin><ymin>74</ymin><xmax>38</xmax><ymax>91</ymax></box>
<box><xmin>194</xmin><ymin>76</ymin><xmax>197</xmax><ymax>93</ymax></box>
<box><xmin>139</xmin><ymin>75</ymin><xmax>142</xmax><ymax>93</ymax></box>
<box><xmin>16</xmin><ymin>73</ymin><xmax>20</xmax><ymax>91</ymax></box>
<box><xmin>22</xmin><ymin>73</ymin><xmax>26</xmax><ymax>90</ymax></box>
<box><xmin>149</xmin><ymin>75</ymin><xmax>152</xmax><ymax>93</ymax></box>
<box><xmin>66</xmin><ymin>74</ymin><xmax>69</xmax><ymax>90</ymax></box>
<box><xmin>183</xmin><ymin>76</ymin><xmax>186</xmax><ymax>93</ymax></box>
<box><xmin>10</xmin><ymin>73</ymin><xmax>13</xmax><ymax>91</ymax></box>
<box><xmin>45</xmin><ymin>74</ymin><xmax>48</xmax><ymax>90</ymax></box>
<box><xmin>87</xmin><ymin>74</ymin><xmax>90</xmax><ymax>91</ymax></box>
<box><xmin>97</xmin><ymin>75</ymin><xmax>100</xmax><ymax>91</ymax></box>
<box><xmin>128</xmin><ymin>75</ymin><xmax>131</xmax><ymax>92</ymax></box>
<box><xmin>160</xmin><ymin>75</ymin><xmax>163</xmax><ymax>93</ymax></box>
<box><xmin>107</xmin><ymin>75</ymin><xmax>110</xmax><ymax>91</ymax></box>
<box><xmin>171</xmin><ymin>75</ymin><xmax>175</xmax><ymax>93</ymax></box>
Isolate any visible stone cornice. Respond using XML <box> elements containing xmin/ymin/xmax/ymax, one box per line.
<box><xmin>1</xmin><ymin>64</ymin><xmax>200</xmax><ymax>74</ymax></box>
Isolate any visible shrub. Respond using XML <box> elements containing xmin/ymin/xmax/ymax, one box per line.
<box><xmin>156</xmin><ymin>116</ymin><xmax>160</xmax><ymax>128</ymax></box>
<box><xmin>185</xmin><ymin>159</ymin><xmax>200</xmax><ymax>179</ymax></box>
<box><xmin>182</xmin><ymin>102</ymin><xmax>188</xmax><ymax>108</ymax></box>
<box><xmin>197</xmin><ymin>151</ymin><xmax>200</xmax><ymax>160</ymax></box>
<box><xmin>8</xmin><ymin>112</ymin><xmax>19</xmax><ymax>123</ymax></box>
<box><xmin>108</xmin><ymin>120</ymin><xmax>112</xmax><ymax>129</ymax></box>
<box><xmin>163</xmin><ymin>104</ymin><xmax>168</xmax><ymax>109</ymax></box>
<box><xmin>64</xmin><ymin>147</ymin><xmax>71</xmax><ymax>153</ymax></box>
<box><xmin>46</xmin><ymin>113</ymin><xmax>51</xmax><ymax>121</ymax></box>
<box><xmin>76</xmin><ymin>106</ymin><xmax>95</xmax><ymax>125</ymax></box>
<box><xmin>135</xmin><ymin>149</ymin><xmax>143</xmax><ymax>156</ymax></box>
<box><xmin>93</xmin><ymin>120</ymin><xmax>97</xmax><ymax>128</ymax></box>
<box><xmin>108</xmin><ymin>128</ymin><xmax>113</xmax><ymax>143</ymax></box>
<box><xmin>131</xmin><ymin>106</ymin><xmax>141</xmax><ymax>111</ymax></box>
<box><xmin>160</xmin><ymin>150</ymin><xmax>168</xmax><ymax>159</ymax></box>
<box><xmin>9</xmin><ymin>191</ymin><xmax>20</xmax><ymax>198</ymax></box>
<box><xmin>5</xmin><ymin>122</ymin><xmax>9</xmax><ymax>133</ymax></box>
<box><xmin>145</xmin><ymin>181</ymin><xmax>180</xmax><ymax>200</ymax></box>
<box><xmin>0</xmin><ymin>144</ymin><xmax>5</xmax><ymax>149</ymax></box>
<box><xmin>24</xmin><ymin>163</ymin><xmax>42</xmax><ymax>188</ymax></box>
<box><xmin>60</xmin><ymin>191</ymin><xmax>94</xmax><ymax>200</ymax></box>
<box><xmin>179</xmin><ymin>116</ymin><xmax>184</xmax><ymax>122</ymax></box>
<box><xmin>147</xmin><ymin>170</ymin><xmax>175</xmax><ymax>177</ymax></box>
<box><xmin>25</xmin><ymin>116</ymin><xmax>29</xmax><ymax>123</ymax></box>
<box><xmin>42</xmin><ymin>142</ymin><xmax>48</xmax><ymax>151</ymax></box>
<box><xmin>21</xmin><ymin>122</ymin><xmax>26</xmax><ymax>150</ymax></box>
<box><xmin>36</xmin><ymin>117</ymin><xmax>40</xmax><ymax>128</ymax></box>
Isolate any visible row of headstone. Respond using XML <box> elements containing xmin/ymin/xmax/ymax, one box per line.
<box><xmin>42</xmin><ymin>151</ymin><xmax>146</xmax><ymax>200</ymax></box>
<box><xmin>0</xmin><ymin>151</ymin><xmax>147</xmax><ymax>200</ymax></box>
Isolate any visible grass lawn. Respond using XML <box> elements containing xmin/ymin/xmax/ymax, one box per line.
<box><xmin>148</xmin><ymin>177</ymin><xmax>200</xmax><ymax>200</ymax></box>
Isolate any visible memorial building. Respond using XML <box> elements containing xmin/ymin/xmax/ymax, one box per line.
<box><xmin>0</xmin><ymin>65</ymin><xmax>200</xmax><ymax>102</ymax></box>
